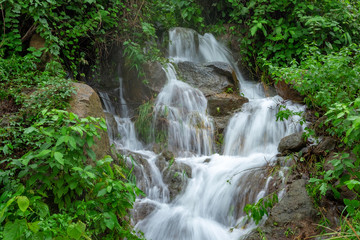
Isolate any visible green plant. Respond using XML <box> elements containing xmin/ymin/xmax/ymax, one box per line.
<box><xmin>244</xmin><ymin>193</ymin><xmax>279</xmax><ymax>225</ymax></box>
<box><xmin>284</xmin><ymin>227</ymin><xmax>294</xmax><ymax>237</ymax></box>
<box><xmin>0</xmin><ymin>109</ymin><xmax>143</xmax><ymax>239</ymax></box>
<box><xmin>135</xmin><ymin>101</ymin><xmax>155</xmax><ymax>144</ymax></box>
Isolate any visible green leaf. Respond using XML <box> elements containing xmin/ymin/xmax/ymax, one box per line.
<box><xmin>344</xmin><ymin>179</ymin><xmax>360</xmax><ymax>190</ymax></box>
<box><xmin>103</xmin><ymin>212</ymin><xmax>118</xmax><ymax>230</ymax></box>
<box><xmin>97</xmin><ymin>188</ymin><xmax>107</xmax><ymax>197</ymax></box>
<box><xmin>86</xmin><ymin>149</ymin><xmax>96</xmax><ymax>161</ymax></box>
<box><xmin>28</xmin><ymin>221</ymin><xmax>41</xmax><ymax>233</ymax></box>
<box><xmin>54</xmin><ymin>152</ymin><xmax>64</xmax><ymax>165</ymax></box>
<box><xmin>67</xmin><ymin>221</ymin><xmax>85</xmax><ymax>240</ymax></box>
<box><xmin>68</xmin><ymin>136</ymin><xmax>77</xmax><ymax>149</ymax></box>
<box><xmin>56</xmin><ymin>135</ymin><xmax>69</xmax><ymax>147</ymax></box>
<box><xmin>250</xmin><ymin>25</ymin><xmax>258</xmax><ymax>36</ymax></box>
<box><xmin>35</xmin><ymin>150</ymin><xmax>51</xmax><ymax>158</ymax></box>
<box><xmin>17</xmin><ymin>196</ymin><xmax>30</xmax><ymax>212</ymax></box>
<box><xmin>36</xmin><ymin>202</ymin><xmax>49</xmax><ymax>218</ymax></box>
<box><xmin>4</xmin><ymin>219</ymin><xmax>28</xmax><ymax>240</ymax></box>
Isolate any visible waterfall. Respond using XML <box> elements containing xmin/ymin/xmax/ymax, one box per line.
<box><xmin>153</xmin><ymin>64</ymin><xmax>214</xmax><ymax>156</ymax></box>
<box><xmin>100</xmin><ymin>27</ymin><xmax>305</xmax><ymax>240</ymax></box>
<box><xmin>99</xmin><ymin>75</ymin><xmax>142</xmax><ymax>150</ymax></box>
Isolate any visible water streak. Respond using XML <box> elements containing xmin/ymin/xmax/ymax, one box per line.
<box><xmin>153</xmin><ymin>64</ymin><xmax>214</xmax><ymax>156</ymax></box>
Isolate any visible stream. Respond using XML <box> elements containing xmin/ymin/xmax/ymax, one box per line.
<box><xmin>99</xmin><ymin>27</ymin><xmax>305</xmax><ymax>240</ymax></box>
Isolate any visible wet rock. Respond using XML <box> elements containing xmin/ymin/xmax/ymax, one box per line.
<box><xmin>69</xmin><ymin>83</ymin><xmax>110</xmax><ymax>160</ymax></box>
<box><xmin>121</xmin><ymin>150</ymin><xmax>156</xmax><ymax>195</ymax></box>
<box><xmin>156</xmin><ymin>157</ymin><xmax>192</xmax><ymax>200</ymax></box>
<box><xmin>278</xmin><ymin>132</ymin><xmax>306</xmax><ymax>154</ymax></box>
<box><xmin>104</xmin><ymin>112</ymin><xmax>118</xmax><ymax>141</ymax></box>
<box><xmin>313</xmin><ymin>137</ymin><xmax>337</xmax><ymax>155</ymax></box>
<box><xmin>245</xmin><ymin>179</ymin><xmax>318</xmax><ymax>240</ymax></box>
<box><xmin>132</xmin><ymin>201</ymin><xmax>158</xmax><ymax>224</ymax></box>
<box><xmin>207</xmin><ymin>92</ymin><xmax>248</xmax><ymax>117</ymax></box>
<box><xmin>212</xmin><ymin>116</ymin><xmax>232</xmax><ymax>134</ymax></box>
<box><xmin>204</xmin><ymin>62</ymin><xmax>239</xmax><ymax>88</ymax></box>
<box><xmin>262</xmin><ymin>82</ymin><xmax>277</xmax><ymax>97</ymax></box>
<box><xmin>270</xmin><ymin>179</ymin><xmax>317</xmax><ymax>224</ymax></box>
<box><xmin>177</xmin><ymin>61</ymin><xmax>237</xmax><ymax>96</ymax></box>
<box><xmin>123</xmin><ymin>61</ymin><xmax>168</xmax><ymax>107</ymax></box>
<box><xmin>275</xmin><ymin>80</ymin><xmax>304</xmax><ymax>102</ymax></box>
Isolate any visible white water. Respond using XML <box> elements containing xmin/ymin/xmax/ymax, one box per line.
<box><xmin>100</xmin><ymin>27</ymin><xmax>305</xmax><ymax>240</ymax></box>
<box><xmin>153</xmin><ymin>64</ymin><xmax>214</xmax><ymax>156</ymax></box>
<box><xmin>99</xmin><ymin>76</ymin><xmax>142</xmax><ymax>150</ymax></box>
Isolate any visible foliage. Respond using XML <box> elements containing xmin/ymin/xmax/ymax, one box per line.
<box><xmin>244</xmin><ymin>193</ymin><xmax>278</xmax><ymax>225</ymax></box>
<box><xmin>270</xmin><ymin>42</ymin><xmax>360</xmax><ymax>231</ymax></box>
<box><xmin>0</xmin><ymin>109</ymin><xmax>143</xmax><ymax>239</ymax></box>
<box><xmin>217</xmin><ymin>0</ymin><xmax>360</xmax><ymax>76</ymax></box>
<box><xmin>135</xmin><ymin>101</ymin><xmax>155</xmax><ymax>144</ymax></box>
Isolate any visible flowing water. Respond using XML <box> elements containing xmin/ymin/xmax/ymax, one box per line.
<box><xmin>100</xmin><ymin>27</ymin><xmax>305</xmax><ymax>240</ymax></box>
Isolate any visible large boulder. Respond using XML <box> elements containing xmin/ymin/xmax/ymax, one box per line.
<box><xmin>275</xmin><ymin>80</ymin><xmax>304</xmax><ymax>102</ymax></box>
<box><xmin>278</xmin><ymin>132</ymin><xmax>306</xmax><ymax>154</ymax></box>
<box><xmin>69</xmin><ymin>82</ymin><xmax>111</xmax><ymax>160</ymax></box>
<box><xmin>245</xmin><ymin>179</ymin><xmax>318</xmax><ymax>240</ymax></box>
<box><xmin>123</xmin><ymin>61</ymin><xmax>168</xmax><ymax>106</ymax></box>
<box><xmin>313</xmin><ymin>137</ymin><xmax>337</xmax><ymax>155</ymax></box>
<box><xmin>207</xmin><ymin>92</ymin><xmax>248</xmax><ymax>117</ymax></box>
<box><xmin>123</xmin><ymin>150</ymin><xmax>192</xmax><ymax>201</ymax></box>
<box><xmin>156</xmin><ymin>155</ymin><xmax>192</xmax><ymax>201</ymax></box>
<box><xmin>177</xmin><ymin>61</ymin><xmax>238</xmax><ymax>96</ymax></box>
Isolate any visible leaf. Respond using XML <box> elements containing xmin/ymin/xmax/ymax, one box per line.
<box><xmin>103</xmin><ymin>212</ymin><xmax>118</xmax><ymax>230</ymax></box>
<box><xmin>36</xmin><ymin>201</ymin><xmax>49</xmax><ymax>218</ymax></box>
<box><xmin>344</xmin><ymin>179</ymin><xmax>360</xmax><ymax>190</ymax></box>
<box><xmin>67</xmin><ymin>222</ymin><xmax>84</xmax><ymax>240</ymax></box>
<box><xmin>54</xmin><ymin>152</ymin><xmax>64</xmax><ymax>165</ymax></box>
<box><xmin>250</xmin><ymin>25</ymin><xmax>258</xmax><ymax>36</ymax></box>
<box><xmin>97</xmin><ymin>188</ymin><xmax>107</xmax><ymax>197</ymax></box>
<box><xmin>4</xmin><ymin>219</ymin><xmax>28</xmax><ymax>240</ymax></box>
<box><xmin>28</xmin><ymin>221</ymin><xmax>41</xmax><ymax>233</ymax></box>
<box><xmin>24</xmin><ymin>126</ymin><xmax>37</xmax><ymax>134</ymax></box>
<box><xmin>17</xmin><ymin>196</ymin><xmax>30</xmax><ymax>212</ymax></box>
<box><xmin>56</xmin><ymin>135</ymin><xmax>69</xmax><ymax>147</ymax></box>
<box><xmin>86</xmin><ymin>149</ymin><xmax>96</xmax><ymax>161</ymax></box>
<box><xmin>68</xmin><ymin>136</ymin><xmax>77</xmax><ymax>149</ymax></box>
<box><xmin>35</xmin><ymin>150</ymin><xmax>51</xmax><ymax>158</ymax></box>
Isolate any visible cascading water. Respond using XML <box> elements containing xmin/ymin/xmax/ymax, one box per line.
<box><xmin>101</xmin><ymin>27</ymin><xmax>305</xmax><ymax>240</ymax></box>
<box><xmin>153</xmin><ymin>64</ymin><xmax>214</xmax><ymax>156</ymax></box>
<box><xmin>99</xmin><ymin>75</ymin><xmax>142</xmax><ymax>150</ymax></box>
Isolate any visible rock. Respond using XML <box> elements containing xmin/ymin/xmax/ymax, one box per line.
<box><xmin>156</xmin><ymin>157</ymin><xmax>192</xmax><ymax>200</ymax></box>
<box><xmin>177</xmin><ymin>61</ymin><xmax>237</xmax><ymax>96</ymax></box>
<box><xmin>132</xmin><ymin>201</ymin><xmax>158</xmax><ymax>224</ymax></box>
<box><xmin>123</xmin><ymin>150</ymin><xmax>192</xmax><ymax>201</ymax></box>
<box><xmin>313</xmin><ymin>137</ymin><xmax>336</xmax><ymax>155</ymax></box>
<box><xmin>207</xmin><ymin>92</ymin><xmax>248</xmax><ymax>117</ymax></box>
<box><xmin>104</xmin><ymin>112</ymin><xmax>118</xmax><ymax>141</ymax></box>
<box><xmin>122</xmin><ymin>150</ymin><xmax>153</xmax><ymax>193</ymax></box>
<box><xmin>262</xmin><ymin>82</ymin><xmax>277</xmax><ymax>97</ymax></box>
<box><xmin>275</xmin><ymin>80</ymin><xmax>304</xmax><ymax>102</ymax></box>
<box><xmin>69</xmin><ymin>83</ymin><xmax>110</xmax><ymax>160</ymax></box>
<box><xmin>29</xmin><ymin>33</ymin><xmax>45</xmax><ymax>49</ymax></box>
<box><xmin>29</xmin><ymin>33</ymin><xmax>52</xmax><ymax>69</ymax></box>
<box><xmin>245</xmin><ymin>179</ymin><xmax>318</xmax><ymax>240</ymax></box>
<box><xmin>270</xmin><ymin>179</ymin><xmax>317</xmax><ymax>224</ymax></box>
<box><xmin>204</xmin><ymin>62</ymin><xmax>239</xmax><ymax>88</ymax></box>
<box><xmin>213</xmin><ymin>115</ymin><xmax>232</xmax><ymax>134</ymax></box>
<box><xmin>123</xmin><ymin>61</ymin><xmax>168</xmax><ymax>106</ymax></box>
<box><xmin>278</xmin><ymin>132</ymin><xmax>306</xmax><ymax>153</ymax></box>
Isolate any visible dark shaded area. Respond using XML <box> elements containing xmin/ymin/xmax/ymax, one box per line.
<box><xmin>0</xmin><ymin>96</ymin><xmax>21</xmax><ymax>116</ymax></box>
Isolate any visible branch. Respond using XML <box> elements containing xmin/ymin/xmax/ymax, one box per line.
<box><xmin>21</xmin><ymin>24</ymin><xmax>38</xmax><ymax>42</ymax></box>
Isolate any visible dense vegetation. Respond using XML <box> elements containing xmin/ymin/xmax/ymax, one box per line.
<box><xmin>1</xmin><ymin>0</ymin><xmax>359</xmax><ymax>239</ymax></box>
